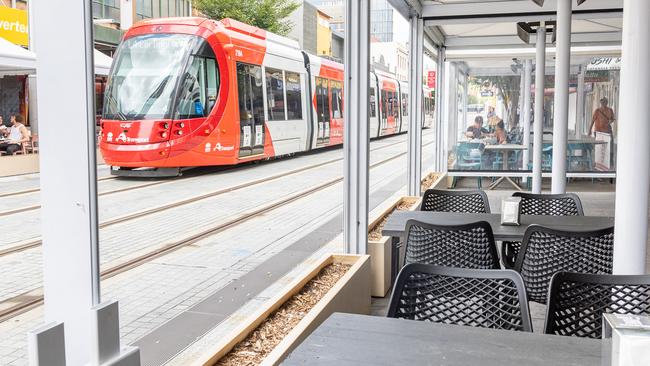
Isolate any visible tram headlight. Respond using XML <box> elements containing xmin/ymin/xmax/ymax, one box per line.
<box><xmin>176</xmin><ymin>130</ymin><xmax>183</xmax><ymax>136</ymax></box>
<box><xmin>159</xmin><ymin>122</ymin><xmax>169</xmax><ymax>129</ymax></box>
<box><xmin>160</xmin><ymin>131</ymin><xmax>168</xmax><ymax>138</ymax></box>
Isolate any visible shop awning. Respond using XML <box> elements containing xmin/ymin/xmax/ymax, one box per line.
<box><xmin>94</xmin><ymin>49</ymin><xmax>113</xmax><ymax>76</ymax></box>
<box><xmin>0</xmin><ymin>36</ymin><xmax>36</xmax><ymax>74</ymax></box>
<box><xmin>0</xmin><ymin>37</ymin><xmax>113</xmax><ymax>76</ymax></box>
<box><xmin>586</xmin><ymin>57</ymin><xmax>621</xmax><ymax>71</ymax></box>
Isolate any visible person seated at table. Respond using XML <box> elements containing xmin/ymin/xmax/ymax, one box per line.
<box><xmin>0</xmin><ymin>115</ymin><xmax>30</xmax><ymax>155</ymax></box>
<box><xmin>465</xmin><ymin>116</ymin><xmax>489</xmax><ymax>139</ymax></box>
<box><xmin>495</xmin><ymin>120</ymin><xmax>507</xmax><ymax>144</ymax></box>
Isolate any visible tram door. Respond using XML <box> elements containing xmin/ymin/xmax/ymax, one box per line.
<box><xmin>236</xmin><ymin>62</ymin><xmax>265</xmax><ymax>157</ymax></box>
<box><xmin>315</xmin><ymin>77</ymin><xmax>330</xmax><ymax>145</ymax></box>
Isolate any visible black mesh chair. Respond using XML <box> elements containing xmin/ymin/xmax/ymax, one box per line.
<box><xmin>404</xmin><ymin>220</ymin><xmax>500</xmax><ymax>269</ymax></box>
<box><xmin>420</xmin><ymin>189</ymin><xmax>491</xmax><ymax>213</ymax></box>
<box><xmin>514</xmin><ymin>225</ymin><xmax>614</xmax><ymax>303</ymax></box>
<box><xmin>387</xmin><ymin>264</ymin><xmax>532</xmax><ymax>332</ymax></box>
<box><xmin>501</xmin><ymin>192</ymin><xmax>584</xmax><ymax>269</ymax></box>
<box><xmin>545</xmin><ymin>272</ymin><xmax>650</xmax><ymax>338</ymax></box>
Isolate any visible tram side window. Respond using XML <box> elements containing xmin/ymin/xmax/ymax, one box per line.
<box><xmin>285</xmin><ymin>72</ymin><xmax>303</xmax><ymax>120</ymax></box>
<box><xmin>316</xmin><ymin>77</ymin><xmax>330</xmax><ymax>123</ymax></box>
<box><xmin>237</xmin><ymin>62</ymin><xmax>264</xmax><ymax>124</ymax></box>
<box><xmin>401</xmin><ymin>93</ymin><xmax>408</xmax><ymax>117</ymax></box>
<box><xmin>206</xmin><ymin>59</ymin><xmax>218</xmax><ymax>114</ymax></box>
<box><xmin>265</xmin><ymin>67</ymin><xmax>286</xmax><ymax>121</ymax></box>
<box><xmin>330</xmin><ymin>80</ymin><xmax>343</xmax><ymax>119</ymax></box>
<box><xmin>369</xmin><ymin>88</ymin><xmax>376</xmax><ymax>118</ymax></box>
<box><xmin>392</xmin><ymin>92</ymin><xmax>400</xmax><ymax>118</ymax></box>
<box><xmin>176</xmin><ymin>57</ymin><xmax>208</xmax><ymax>119</ymax></box>
<box><xmin>380</xmin><ymin>90</ymin><xmax>388</xmax><ymax>119</ymax></box>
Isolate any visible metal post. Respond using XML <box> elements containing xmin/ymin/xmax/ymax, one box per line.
<box><xmin>532</xmin><ymin>24</ymin><xmax>546</xmax><ymax>194</ymax></box>
<box><xmin>120</xmin><ymin>0</ymin><xmax>136</xmax><ymax>30</ymax></box>
<box><xmin>518</xmin><ymin>66</ymin><xmax>525</xmax><ymax>131</ymax></box>
<box><xmin>522</xmin><ymin>59</ymin><xmax>532</xmax><ymax>170</ymax></box>
<box><xmin>434</xmin><ymin>47</ymin><xmax>445</xmax><ymax>172</ymax></box>
<box><xmin>576</xmin><ymin>68</ymin><xmax>586</xmax><ymax>136</ymax></box>
<box><xmin>31</xmin><ymin>0</ymin><xmax>100</xmax><ymax>364</ymax></box>
<box><xmin>343</xmin><ymin>0</ymin><xmax>370</xmax><ymax>254</ymax></box>
<box><xmin>462</xmin><ymin>73</ymin><xmax>468</xmax><ymax>134</ymax></box>
<box><xmin>613</xmin><ymin>0</ymin><xmax>650</xmax><ymax>275</ymax></box>
<box><xmin>11</xmin><ymin>0</ymin><xmax>16</xmax><ymax>8</ymax></box>
<box><xmin>551</xmin><ymin>0</ymin><xmax>571</xmax><ymax>194</ymax></box>
<box><xmin>407</xmin><ymin>15</ymin><xmax>423</xmax><ymax>196</ymax></box>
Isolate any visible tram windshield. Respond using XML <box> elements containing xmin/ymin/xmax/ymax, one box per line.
<box><xmin>104</xmin><ymin>33</ymin><xmax>211</xmax><ymax>121</ymax></box>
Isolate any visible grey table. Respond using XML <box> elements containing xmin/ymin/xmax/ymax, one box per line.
<box><xmin>482</xmin><ymin>144</ymin><xmax>527</xmax><ymax>190</ymax></box>
<box><xmin>382</xmin><ymin>211</ymin><xmax>615</xmax><ymax>241</ymax></box>
<box><xmin>282</xmin><ymin>313</ymin><xmax>602</xmax><ymax>365</ymax></box>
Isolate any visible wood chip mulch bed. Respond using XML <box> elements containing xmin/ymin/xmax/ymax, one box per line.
<box><xmin>420</xmin><ymin>173</ymin><xmax>440</xmax><ymax>192</ymax></box>
<box><xmin>215</xmin><ymin>263</ymin><xmax>352</xmax><ymax>366</ymax></box>
<box><xmin>367</xmin><ymin>197</ymin><xmax>419</xmax><ymax>241</ymax></box>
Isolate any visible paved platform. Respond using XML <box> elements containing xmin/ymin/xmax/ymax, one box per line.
<box><xmin>0</xmin><ymin>131</ymin><xmax>436</xmax><ymax>365</ymax></box>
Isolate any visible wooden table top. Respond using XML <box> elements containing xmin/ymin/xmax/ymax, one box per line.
<box><xmin>282</xmin><ymin>313</ymin><xmax>602</xmax><ymax>366</ymax></box>
<box><xmin>382</xmin><ymin>211</ymin><xmax>615</xmax><ymax>241</ymax></box>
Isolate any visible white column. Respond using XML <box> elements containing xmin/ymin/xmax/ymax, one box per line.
<box><xmin>613</xmin><ymin>0</ymin><xmax>650</xmax><ymax>275</ymax></box>
<box><xmin>576</xmin><ymin>68</ymin><xmax>586</xmax><ymax>136</ymax></box>
<box><xmin>435</xmin><ymin>48</ymin><xmax>446</xmax><ymax>172</ymax></box>
<box><xmin>522</xmin><ymin>59</ymin><xmax>532</xmax><ymax>170</ymax></box>
<box><xmin>32</xmin><ymin>0</ymin><xmax>100</xmax><ymax>364</ymax></box>
<box><xmin>120</xmin><ymin>0</ymin><xmax>136</xmax><ymax>30</ymax></box>
<box><xmin>518</xmin><ymin>67</ymin><xmax>525</xmax><ymax>131</ymax></box>
<box><xmin>532</xmin><ymin>24</ymin><xmax>546</xmax><ymax>194</ymax></box>
<box><xmin>407</xmin><ymin>16</ymin><xmax>423</xmax><ymax>196</ymax></box>
<box><xmin>551</xmin><ymin>0</ymin><xmax>572</xmax><ymax>194</ymax></box>
<box><xmin>343</xmin><ymin>0</ymin><xmax>370</xmax><ymax>254</ymax></box>
<box><xmin>462</xmin><ymin>74</ymin><xmax>468</xmax><ymax>133</ymax></box>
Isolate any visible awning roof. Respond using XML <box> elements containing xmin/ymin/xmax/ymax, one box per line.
<box><xmin>0</xmin><ymin>36</ymin><xmax>36</xmax><ymax>74</ymax></box>
<box><xmin>0</xmin><ymin>36</ymin><xmax>113</xmax><ymax>76</ymax></box>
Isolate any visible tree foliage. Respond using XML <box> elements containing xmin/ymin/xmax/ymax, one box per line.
<box><xmin>470</xmin><ymin>75</ymin><xmax>522</xmax><ymax>126</ymax></box>
<box><xmin>194</xmin><ymin>0</ymin><xmax>300</xmax><ymax>36</ymax></box>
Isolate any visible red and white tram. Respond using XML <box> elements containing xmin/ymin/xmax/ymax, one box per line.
<box><xmin>99</xmin><ymin>18</ymin><xmax>433</xmax><ymax>176</ymax></box>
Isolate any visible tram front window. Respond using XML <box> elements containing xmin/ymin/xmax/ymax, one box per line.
<box><xmin>103</xmin><ymin>34</ymin><xmax>198</xmax><ymax>121</ymax></box>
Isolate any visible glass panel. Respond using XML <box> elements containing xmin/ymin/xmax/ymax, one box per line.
<box><xmin>369</xmin><ymin>88</ymin><xmax>376</xmax><ymax>118</ymax></box>
<box><xmin>316</xmin><ymin>77</ymin><xmax>330</xmax><ymax>123</ymax></box>
<box><xmin>401</xmin><ymin>92</ymin><xmax>408</xmax><ymax>117</ymax></box>
<box><xmin>175</xmin><ymin>57</ymin><xmax>207</xmax><ymax>119</ymax></box>
<box><xmin>330</xmin><ymin>80</ymin><xmax>342</xmax><ymax>119</ymax></box>
<box><xmin>285</xmin><ymin>72</ymin><xmax>302</xmax><ymax>120</ymax></box>
<box><xmin>206</xmin><ymin>58</ymin><xmax>219</xmax><ymax>115</ymax></box>
<box><xmin>103</xmin><ymin>34</ymin><xmax>198</xmax><ymax>120</ymax></box>
<box><xmin>265</xmin><ymin>68</ymin><xmax>286</xmax><ymax>121</ymax></box>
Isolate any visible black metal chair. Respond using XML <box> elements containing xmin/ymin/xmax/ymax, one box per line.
<box><xmin>404</xmin><ymin>220</ymin><xmax>500</xmax><ymax>269</ymax></box>
<box><xmin>514</xmin><ymin>225</ymin><xmax>614</xmax><ymax>303</ymax></box>
<box><xmin>501</xmin><ymin>192</ymin><xmax>584</xmax><ymax>269</ymax></box>
<box><xmin>545</xmin><ymin>272</ymin><xmax>650</xmax><ymax>338</ymax></box>
<box><xmin>420</xmin><ymin>189</ymin><xmax>491</xmax><ymax>213</ymax></box>
<box><xmin>387</xmin><ymin>264</ymin><xmax>532</xmax><ymax>332</ymax></box>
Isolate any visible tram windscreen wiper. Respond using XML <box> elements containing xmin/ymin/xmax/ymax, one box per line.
<box><xmin>128</xmin><ymin>75</ymin><xmax>172</xmax><ymax>120</ymax></box>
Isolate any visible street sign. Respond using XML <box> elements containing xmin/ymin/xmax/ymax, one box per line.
<box><xmin>427</xmin><ymin>70</ymin><xmax>436</xmax><ymax>88</ymax></box>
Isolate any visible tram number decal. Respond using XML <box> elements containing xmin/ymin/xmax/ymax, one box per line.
<box><xmin>243</xmin><ymin>125</ymin><xmax>252</xmax><ymax>146</ymax></box>
<box><xmin>235</xmin><ymin>49</ymin><xmax>243</xmax><ymax>57</ymax></box>
<box><xmin>255</xmin><ymin>125</ymin><xmax>263</xmax><ymax>146</ymax></box>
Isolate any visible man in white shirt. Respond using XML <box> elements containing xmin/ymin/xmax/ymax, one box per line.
<box><xmin>0</xmin><ymin>115</ymin><xmax>30</xmax><ymax>155</ymax></box>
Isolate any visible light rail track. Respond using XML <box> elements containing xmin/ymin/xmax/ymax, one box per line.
<box><xmin>0</xmin><ymin>141</ymin><xmax>431</xmax><ymax>322</ymax></box>
<box><xmin>0</xmin><ymin>136</ymin><xmax>427</xmax><ymax>258</ymax></box>
<box><xmin>0</xmin><ymin>135</ymin><xmax>419</xmax><ymax>217</ymax></box>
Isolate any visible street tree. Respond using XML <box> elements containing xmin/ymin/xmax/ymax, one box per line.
<box><xmin>194</xmin><ymin>0</ymin><xmax>300</xmax><ymax>36</ymax></box>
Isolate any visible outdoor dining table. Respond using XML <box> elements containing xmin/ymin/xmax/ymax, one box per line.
<box><xmin>482</xmin><ymin>143</ymin><xmax>527</xmax><ymax>190</ymax></box>
<box><xmin>282</xmin><ymin>313</ymin><xmax>602</xmax><ymax>365</ymax></box>
<box><xmin>381</xmin><ymin>211</ymin><xmax>615</xmax><ymax>281</ymax></box>
<box><xmin>381</xmin><ymin>211</ymin><xmax>615</xmax><ymax>242</ymax></box>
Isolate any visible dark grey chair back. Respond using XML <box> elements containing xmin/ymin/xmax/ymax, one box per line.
<box><xmin>421</xmin><ymin>189</ymin><xmax>491</xmax><ymax>213</ymax></box>
<box><xmin>545</xmin><ymin>272</ymin><xmax>650</xmax><ymax>338</ymax></box>
<box><xmin>405</xmin><ymin>220</ymin><xmax>500</xmax><ymax>269</ymax></box>
<box><xmin>514</xmin><ymin>225</ymin><xmax>614</xmax><ymax>303</ymax></box>
<box><xmin>513</xmin><ymin>192</ymin><xmax>584</xmax><ymax>216</ymax></box>
<box><xmin>388</xmin><ymin>264</ymin><xmax>532</xmax><ymax>332</ymax></box>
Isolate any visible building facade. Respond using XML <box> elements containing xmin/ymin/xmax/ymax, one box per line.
<box><xmin>309</xmin><ymin>0</ymin><xmax>395</xmax><ymax>42</ymax></box>
<box><xmin>316</xmin><ymin>10</ymin><xmax>332</xmax><ymax>56</ymax></box>
<box><xmin>287</xmin><ymin>1</ymin><xmax>318</xmax><ymax>54</ymax></box>
<box><xmin>371</xmin><ymin>41</ymin><xmax>408</xmax><ymax>81</ymax></box>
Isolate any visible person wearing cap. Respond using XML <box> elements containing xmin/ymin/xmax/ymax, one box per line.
<box><xmin>589</xmin><ymin>97</ymin><xmax>616</xmax><ymax>136</ymax></box>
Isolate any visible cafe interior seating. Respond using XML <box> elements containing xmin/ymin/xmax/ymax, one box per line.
<box><xmin>387</xmin><ymin>263</ymin><xmax>532</xmax><ymax>332</ymax></box>
<box><xmin>545</xmin><ymin>271</ymin><xmax>650</xmax><ymax>338</ymax></box>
